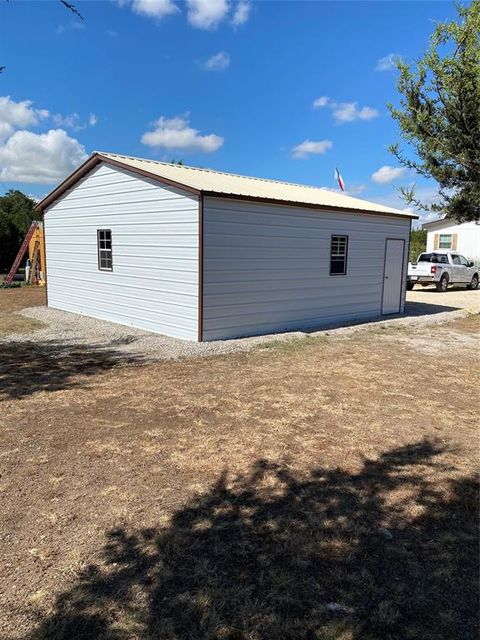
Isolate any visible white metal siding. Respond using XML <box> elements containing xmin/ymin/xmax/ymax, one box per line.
<box><xmin>44</xmin><ymin>163</ymin><xmax>199</xmax><ymax>340</ymax></box>
<box><xmin>202</xmin><ymin>197</ymin><xmax>410</xmax><ymax>340</ymax></box>
<box><xmin>425</xmin><ymin>221</ymin><xmax>480</xmax><ymax>263</ymax></box>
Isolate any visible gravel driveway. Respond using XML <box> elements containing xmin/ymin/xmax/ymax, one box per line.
<box><xmin>407</xmin><ymin>284</ymin><xmax>480</xmax><ymax>313</ymax></box>
<box><xmin>3</xmin><ymin>285</ymin><xmax>478</xmax><ymax>362</ymax></box>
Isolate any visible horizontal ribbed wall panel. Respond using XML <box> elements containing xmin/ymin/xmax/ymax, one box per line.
<box><xmin>44</xmin><ymin>163</ymin><xmax>199</xmax><ymax>340</ymax></box>
<box><xmin>203</xmin><ymin>197</ymin><xmax>410</xmax><ymax>340</ymax></box>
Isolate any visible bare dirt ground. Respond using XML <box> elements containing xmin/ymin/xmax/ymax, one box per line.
<box><xmin>0</xmin><ymin>286</ymin><xmax>479</xmax><ymax>640</ymax></box>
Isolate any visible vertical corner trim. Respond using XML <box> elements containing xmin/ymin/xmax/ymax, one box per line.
<box><xmin>198</xmin><ymin>193</ymin><xmax>204</xmax><ymax>342</ymax></box>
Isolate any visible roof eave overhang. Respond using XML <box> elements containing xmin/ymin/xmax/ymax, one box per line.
<box><xmin>202</xmin><ymin>191</ymin><xmax>418</xmax><ymax>220</ymax></box>
<box><xmin>421</xmin><ymin>217</ymin><xmax>447</xmax><ymax>229</ymax></box>
<box><xmin>35</xmin><ymin>154</ymin><xmax>101</xmax><ymax>212</ymax></box>
<box><xmin>34</xmin><ymin>153</ymin><xmax>417</xmax><ymax>221</ymax></box>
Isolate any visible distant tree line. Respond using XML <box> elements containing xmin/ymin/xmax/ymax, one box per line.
<box><xmin>0</xmin><ymin>190</ymin><xmax>37</xmax><ymax>272</ymax></box>
<box><xmin>409</xmin><ymin>228</ymin><xmax>427</xmax><ymax>262</ymax></box>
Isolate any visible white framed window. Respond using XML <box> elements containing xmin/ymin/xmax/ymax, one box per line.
<box><xmin>330</xmin><ymin>235</ymin><xmax>348</xmax><ymax>276</ymax></box>
<box><xmin>439</xmin><ymin>234</ymin><xmax>452</xmax><ymax>249</ymax></box>
<box><xmin>97</xmin><ymin>229</ymin><xmax>113</xmax><ymax>271</ymax></box>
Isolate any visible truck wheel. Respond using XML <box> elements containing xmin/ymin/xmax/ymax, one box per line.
<box><xmin>436</xmin><ymin>274</ymin><xmax>449</xmax><ymax>292</ymax></box>
<box><xmin>467</xmin><ymin>273</ymin><xmax>479</xmax><ymax>290</ymax></box>
<box><xmin>406</xmin><ymin>281</ymin><xmax>415</xmax><ymax>291</ymax></box>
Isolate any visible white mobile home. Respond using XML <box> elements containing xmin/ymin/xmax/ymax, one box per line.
<box><xmin>36</xmin><ymin>153</ymin><xmax>416</xmax><ymax>341</ymax></box>
<box><xmin>423</xmin><ymin>218</ymin><xmax>480</xmax><ymax>265</ymax></box>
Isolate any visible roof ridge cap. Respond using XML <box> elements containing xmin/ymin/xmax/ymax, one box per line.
<box><xmin>95</xmin><ymin>151</ymin><xmax>342</xmax><ymax>194</ymax></box>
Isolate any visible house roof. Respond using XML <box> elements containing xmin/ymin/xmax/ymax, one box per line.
<box><xmin>36</xmin><ymin>152</ymin><xmax>417</xmax><ymax>219</ymax></box>
<box><xmin>422</xmin><ymin>217</ymin><xmax>447</xmax><ymax>229</ymax></box>
<box><xmin>422</xmin><ymin>216</ymin><xmax>452</xmax><ymax>229</ymax></box>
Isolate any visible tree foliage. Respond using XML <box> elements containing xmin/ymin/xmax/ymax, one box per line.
<box><xmin>409</xmin><ymin>228</ymin><xmax>427</xmax><ymax>261</ymax></box>
<box><xmin>0</xmin><ymin>190</ymin><xmax>37</xmax><ymax>272</ymax></box>
<box><xmin>389</xmin><ymin>1</ymin><xmax>480</xmax><ymax>222</ymax></box>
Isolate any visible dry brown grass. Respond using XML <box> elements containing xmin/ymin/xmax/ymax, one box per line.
<box><xmin>0</xmin><ymin>313</ymin><xmax>45</xmax><ymax>337</ymax></box>
<box><xmin>0</xmin><ymin>301</ymin><xmax>478</xmax><ymax>640</ymax></box>
<box><xmin>0</xmin><ymin>286</ymin><xmax>46</xmax><ymax>336</ymax></box>
<box><xmin>0</xmin><ymin>285</ymin><xmax>46</xmax><ymax>312</ymax></box>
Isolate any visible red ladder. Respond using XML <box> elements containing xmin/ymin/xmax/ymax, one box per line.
<box><xmin>3</xmin><ymin>221</ymin><xmax>38</xmax><ymax>286</ymax></box>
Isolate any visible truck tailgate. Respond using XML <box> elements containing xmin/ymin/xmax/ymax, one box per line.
<box><xmin>408</xmin><ymin>263</ymin><xmax>432</xmax><ymax>276</ymax></box>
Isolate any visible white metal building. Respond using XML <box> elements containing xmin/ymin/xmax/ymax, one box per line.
<box><xmin>36</xmin><ymin>152</ymin><xmax>416</xmax><ymax>341</ymax></box>
<box><xmin>423</xmin><ymin>218</ymin><xmax>480</xmax><ymax>265</ymax></box>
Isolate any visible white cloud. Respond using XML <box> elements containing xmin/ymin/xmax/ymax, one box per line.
<box><xmin>331</xmin><ymin>102</ymin><xmax>379</xmax><ymax>124</ymax></box>
<box><xmin>52</xmin><ymin>112</ymin><xmax>82</xmax><ymax>130</ymax></box>
<box><xmin>313</xmin><ymin>96</ymin><xmax>330</xmax><ymax>108</ymax></box>
<box><xmin>52</xmin><ymin>112</ymin><xmax>98</xmax><ymax>131</ymax></box>
<box><xmin>292</xmin><ymin>139</ymin><xmax>333</xmax><ymax>160</ymax></box>
<box><xmin>186</xmin><ymin>0</ymin><xmax>229</xmax><ymax>29</ymax></box>
<box><xmin>0</xmin><ymin>96</ymin><xmax>49</xmax><ymax>142</ymax></box>
<box><xmin>56</xmin><ymin>20</ymin><xmax>85</xmax><ymax>35</ymax></box>
<box><xmin>373</xmin><ymin>185</ymin><xmax>442</xmax><ymax>227</ymax></box>
<box><xmin>141</xmin><ymin>115</ymin><xmax>224</xmax><ymax>152</ymax></box>
<box><xmin>313</xmin><ymin>96</ymin><xmax>379</xmax><ymax>124</ymax></box>
<box><xmin>0</xmin><ymin>129</ymin><xmax>87</xmax><ymax>183</ymax></box>
<box><xmin>231</xmin><ymin>1</ymin><xmax>251</xmax><ymax>27</ymax></box>
<box><xmin>375</xmin><ymin>53</ymin><xmax>401</xmax><ymax>72</ymax></box>
<box><xmin>348</xmin><ymin>183</ymin><xmax>367</xmax><ymax>195</ymax></box>
<box><xmin>118</xmin><ymin>0</ymin><xmax>249</xmax><ymax>29</ymax></box>
<box><xmin>124</xmin><ymin>0</ymin><xmax>179</xmax><ymax>19</ymax></box>
<box><xmin>320</xmin><ymin>183</ymin><xmax>367</xmax><ymax>197</ymax></box>
<box><xmin>372</xmin><ymin>165</ymin><xmax>407</xmax><ymax>184</ymax></box>
<box><xmin>200</xmin><ymin>51</ymin><xmax>230</xmax><ymax>71</ymax></box>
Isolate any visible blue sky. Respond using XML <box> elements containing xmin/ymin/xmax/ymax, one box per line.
<box><xmin>0</xmin><ymin>1</ymin><xmax>460</xmax><ymax>223</ymax></box>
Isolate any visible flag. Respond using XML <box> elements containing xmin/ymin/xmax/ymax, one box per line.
<box><xmin>335</xmin><ymin>168</ymin><xmax>345</xmax><ymax>192</ymax></box>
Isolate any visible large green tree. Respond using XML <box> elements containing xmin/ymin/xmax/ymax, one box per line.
<box><xmin>389</xmin><ymin>1</ymin><xmax>480</xmax><ymax>222</ymax></box>
<box><xmin>0</xmin><ymin>190</ymin><xmax>37</xmax><ymax>272</ymax></box>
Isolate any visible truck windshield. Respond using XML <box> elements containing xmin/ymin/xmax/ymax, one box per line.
<box><xmin>418</xmin><ymin>253</ymin><xmax>448</xmax><ymax>264</ymax></box>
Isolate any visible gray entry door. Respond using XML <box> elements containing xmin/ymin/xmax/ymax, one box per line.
<box><xmin>382</xmin><ymin>238</ymin><xmax>405</xmax><ymax>315</ymax></box>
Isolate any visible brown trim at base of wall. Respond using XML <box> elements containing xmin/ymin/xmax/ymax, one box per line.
<box><xmin>198</xmin><ymin>193</ymin><xmax>204</xmax><ymax>342</ymax></box>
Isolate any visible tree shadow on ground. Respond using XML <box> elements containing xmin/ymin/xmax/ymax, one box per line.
<box><xmin>404</xmin><ymin>301</ymin><xmax>460</xmax><ymax>316</ymax></box>
<box><xmin>0</xmin><ymin>340</ymin><xmax>145</xmax><ymax>399</ymax></box>
<box><xmin>27</xmin><ymin>441</ymin><xmax>479</xmax><ymax>640</ymax></box>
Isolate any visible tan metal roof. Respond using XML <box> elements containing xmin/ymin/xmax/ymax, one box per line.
<box><xmin>37</xmin><ymin>151</ymin><xmax>416</xmax><ymax>218</ymax></box>
<box><xmin>99</xmin><ymin>152</ymin><xmax>413</xmax><ymax>217</ymax></box>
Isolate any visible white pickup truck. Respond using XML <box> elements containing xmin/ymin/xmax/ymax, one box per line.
<box><xmin>407</xmin><ymin>250</ymin><xmax>479</xmax><ymax>292</ymax></box>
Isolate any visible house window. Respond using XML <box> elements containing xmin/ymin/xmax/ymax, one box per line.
<box><xmin>330</xmin><ymin>235</ymin><xmax>348</xmax><ymax>275</ymax></box>
<box><xmin>439</xmin><ymin>234</ymin><xmax>452</xmax><ymax>249</ymax></box>
<box><xmin>97</xmin><ymin>229</ymin><xmax>113</xmax><ymax>271</ymax></box>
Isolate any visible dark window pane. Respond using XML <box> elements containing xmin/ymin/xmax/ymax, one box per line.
<box><xmin>98</xmin><ymin>230</ymin><xmax>113</xmax><ymax>270</ymax></box>
<box><xmin>330</xmin><ymin>259</ymin><xmax>346</xmax><ymax>275</ymax></box>
<box><xmin>330</xmin><ymin>235</ymin><xmax>348</xmax><ymax>275</ymax></box>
